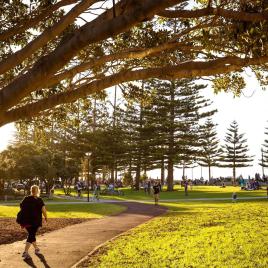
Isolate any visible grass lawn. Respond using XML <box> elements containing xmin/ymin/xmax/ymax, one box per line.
<box><xmin>0</xmin><ymin>195</ymin><xmax>84</xmax><ymax>204</ymax></box>
<box><xmin>87</xmin><ymin>200</ymin><xmax>268</xmax><ymax>268</ymax></box>
<box><xmin>0</xmin><ymin>203</ymin><xmax>126</xmax><ymax>219</ymax></box>
<box><xmin>54</xmin><ymin>186</ymin><xmax>267</xmax><ymax>201</ymax></box>
<box><xmin>110</xmin><ymin>186</ymin><xmax>267</xmax><ymax>200</ymax></box>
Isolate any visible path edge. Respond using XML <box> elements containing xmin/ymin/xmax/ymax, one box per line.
<box><xmin>71</xmin><ymin>206</ymin><xmax>167</xmax><ymax>268</ymax></box>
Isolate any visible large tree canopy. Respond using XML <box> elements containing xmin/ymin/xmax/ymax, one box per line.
<box><xmin>1</xmin><ymin>0</ymin><xmax>268</xmax><ymax>126</ymax></box>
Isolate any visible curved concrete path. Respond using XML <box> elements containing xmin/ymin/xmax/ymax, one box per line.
<box><xmin>0</xmin><ymin>202</ymin><xmax>166</xmax><ymax>268</ymax></box>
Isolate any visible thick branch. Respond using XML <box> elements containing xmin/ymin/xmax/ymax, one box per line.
<box><xmin>158</xmin><ymin>7</ymin><xmax>268</xmax><ymax>22</ymax></box>
<box><xmin>0</xmin><ymin>0</ymin><xmax>98</xmax><ymax>75</ymax></box>
<box><xmin>0</xmin><ymin>0</ymin><xmax>182</xmax><ymax>112</ymax></box>
<box><xmin>3</xmin><ymin>56</ymin><xmax>268</xmax><ymax>126</ymax></box>
<box><xmin>0</xmin><ymin>0</ymin><xmax>79</xmax><ymax>42</ymax></box>
<box><xmin>45</xmin><ymin>41</ymin><xmax>199</xmax><ymax>87</ymax></box>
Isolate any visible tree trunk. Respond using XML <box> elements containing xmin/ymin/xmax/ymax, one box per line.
<box><xmin>167</xmin><ymin>158</ymin><xmax>173</xmax><ymax>191</ymax></box>
<box><xmin>232</xmin><ymin>166</ymin><xmax>236</xmax><ymax>186</ymax></box>
<box><xmin>111</xmin><ymin>168</ymin><xmax>114</xmax><ymax>183</ymax></box>
<box><xmin>161</xmin><ymin>157</ymin><xmax>165</xmax><ymax>185</ymax></box>
<box><xmin>135</xmin><ymin>162</ymin><xmax>141</xmax><ymax>190</ymax></box>
<box><xmin>135</xmin><ymin>98</ymin><xmax>143</xmax><ymax>191</ymax></box>
<box><xmin>115</xmin><ymin>162</ymin><xmax>118</xmax><ymax>181</ymax></box>
<box><xmin>208</xmin><ymin>165</ymin><xmax>211</xmax><ymax>183</ymax></box>
<box><xmin>91</xmin><ymin>170</ymin><xmax>96</xmax><ymax>190</ymax></box>
<box><xmin>167</xmin><ymin>82</ymin><xmax>175</xmax><ymax>191</ymax></box>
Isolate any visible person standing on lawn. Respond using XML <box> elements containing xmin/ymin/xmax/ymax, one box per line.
<box><xmin>153</xmin><ymin>180</ymin><xmax>161</xmax><ymax>205</ymax></box>
<box><xmin>184</xmin><ymin>180</ymin><xmax>189</xmax><ymax>196</ymax></box>
<box><xmin>19</xmin><ymin>185</ymin><xmax>47</xmax><ymax>259</ymax></box>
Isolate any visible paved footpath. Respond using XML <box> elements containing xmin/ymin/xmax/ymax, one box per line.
<box><xmin>0</xmin><ymin>202</ymin><xmax>166</xmax><ymax>268</ymax></box>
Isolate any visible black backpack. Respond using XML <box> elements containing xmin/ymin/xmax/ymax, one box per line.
<box><xmin>16</xmin><ymin>210</ymin><xmax>24</xmax><ymax>224</ymax></box>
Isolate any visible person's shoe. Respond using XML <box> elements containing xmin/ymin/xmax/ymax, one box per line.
<box><xmin>22</xmin><ymin>252</ymin><xmax>31</xmax><ymax>259</ymax></box>
<box><xmin>35</xmin><ymin>248</ymin><xmax>41</xmax><ymax>255</ymax></box>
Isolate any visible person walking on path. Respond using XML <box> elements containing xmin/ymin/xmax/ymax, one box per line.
<box><xmin>19</xmin><ymin>185</ymin><xmax>47</xmax><ymax>260</ymax></box>
<box><xmin>153</xmin><ymin>181</ymin><xmax>161</xmax><ymax>205</ymax></box>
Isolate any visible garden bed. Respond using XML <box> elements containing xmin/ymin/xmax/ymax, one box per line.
<box><xmin>0</xmin><ymin>217</ymin><xmax>89</xmax><ymax>245</ymax></box>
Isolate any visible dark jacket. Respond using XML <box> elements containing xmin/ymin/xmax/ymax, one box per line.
<box><xmin>20</xmin><ymin>196</ymin><xmax>45</xmax><ymax>227</ymax></box>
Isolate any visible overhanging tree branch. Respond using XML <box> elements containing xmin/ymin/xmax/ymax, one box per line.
<box><xmin>0</xmin><ymin>0</ymin><xmax>98</xmax><ymax>75</ymax></box>
<box><xmin>0</xmin><ymin>0</ymin><xmax>183</xmax><ymax>113</ymax></box>
<box><xmin>3</xmin><ymin>56</ymin><xmax>268</xmax><ymax>126</ymax></box>
<box><xmin>157</xmin><ymin>7</ymin><xmax>268</xmax><ymax>22</ymax></box>
<box><xmin>0</xmin><ymin>0</ymin><xmax>79</xmax><ymax>42</ymax></box>
<box><xmin>44</xmin><ymin>41</ymin><xmax>202</xmax><ymax>88</ymax></box>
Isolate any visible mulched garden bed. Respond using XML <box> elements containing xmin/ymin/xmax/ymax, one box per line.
<box><xmin>0</xmin><ymin>218</ymin><xmax>90</xmax><ymax>245</ymax></box>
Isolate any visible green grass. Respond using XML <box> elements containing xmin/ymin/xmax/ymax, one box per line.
<box><xmin>54</xmin><ymin>186</ymin><xmax>267</xmax><ymax>201</ymax></box>
<box><xmin>88</xmin><ymin>200</ymin><xmax>268</xmax><ymax>268</ymax></box>
<box><xmin>54</xmin><ymin>188</ymin><xmax>94</xmax><ymax>198</ymax></box>
<box><xmin>97</xmin><ymin>185</ymin><xmax>266</xmax><ymax>201</ymax></box>
<box><xmin>0</xmin><ymin>203</ymin><xmax>126</xmax><ymax>218</ymax></box>
<box><xmin>0</xmin><ymin>195</ymin><xmax>83</xmax><ymax>204</ymax></box>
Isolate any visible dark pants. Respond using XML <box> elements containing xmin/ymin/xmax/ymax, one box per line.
<box><xmin>26</xmin><ymin>226</ymin><xmax>38</xmax><ymax>243</ymax></box>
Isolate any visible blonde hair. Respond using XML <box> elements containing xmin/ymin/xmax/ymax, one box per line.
<box><xmin>31</xmin><ymin>185</ymin><xmax>40</xmax><ymax>197</ymax></box>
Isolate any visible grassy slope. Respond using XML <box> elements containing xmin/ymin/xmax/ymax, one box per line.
<box><xmin>55</xmin><ymin>186</ymin><xmax>267</xmax><ymax>201</ymax></box>
<box><xmin>88</xmin><ymin>200</ymin><xmax>268</xmax><ymax>268</ymax></box>
<box><xmin>0</xmin><ymin>203</ymin><xmax>126</xmax><ymax>218</ymax></box>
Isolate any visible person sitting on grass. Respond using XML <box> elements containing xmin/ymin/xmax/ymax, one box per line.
<box><xmin>232</xmin><ymin>192</ymin><xmax>237</xmax><ymax>202</ymax></box>
<box><xmin>153</xmin><ymin>180</ymin><xmax>161</xmax><ymax>206</ymax></box>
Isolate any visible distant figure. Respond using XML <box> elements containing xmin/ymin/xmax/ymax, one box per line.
<box><xmin>18</xmin><ymin>185</ymin><xmax>47</xmax><ymax>259</ymax></box>
<box><xmin>148</xmin><ymin>180</ymin><xmax>151</xmax><ymax>195</ymax></box>
<box><xmin>49</xmin><ymin>186</ymin><xmax>54</xmax><ymax>199</ymax></box>
<box><xmin>144</xmin><ymin>180</ymin><xmax>148</xmax><ymax>194</ymax></box>
<box><xmin>232</xmin><ymin>192</ymin><xmax>237</xmax><ymax>202</ymax></box>
<box><xmin>93</xmin><ymin>182</ymin><xmax>100</xmax><ymax>201</ymax></box>
<box><xmin>108</xmin><ymin>183</ymin><xmax>114</xmax><ymax>193</ymax></box>
<box><xmin>153</xmin><ymin>181</ymin><xmax>161</xmax><ymax>205</ymax></box>
<box><xmin>77</xmin><ymin>181</ymin><xmax>82</xmax><ymax>198</ymax></box>
<box><xmin>184</xmin><ymin>180</ymin><xmax>189</xmax><ymax>196</ymax></box>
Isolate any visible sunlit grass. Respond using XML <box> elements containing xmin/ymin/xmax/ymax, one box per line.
<box><xmin>87</xmin><ymin>200</ymin><xmax>268</xmax><ymax>268</ymax></box>
<box><xmin>0</xmin><ymin>195</ymin><xmax>84</xmax><ymax>204</ymax></box>
<box><xmin>0</xmin><ymin>203</ymin><xmax>126</xmax><ymax>218</ymax></box>
<box><xmin>102</xmin><ymin>185</ymin><xmax>267</xmax><ymax>201</ymax></box>
<box><xmin>54</xmin><ymin>185</ymin><xmax>267</xmax><ymax>202</ymax></box>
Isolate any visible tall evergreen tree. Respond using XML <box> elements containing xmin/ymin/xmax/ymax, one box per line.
<box><xmin>259</xmin><ymin>125</ymin><xmax>268</xmax><ymax>180</ymax></box>
<box><xmin>220</xmin><ymin>121</ymin><xmax>253</xmax><ymax>184</ymax></box>
<box><xmin>198</xmin><ymin>118</ymin><xmax>221</xmax><ymax>182</ymax></box>
<box><xmin>121</xmin><ymin>99</ymin><xmax>156</xmax><ymax>190</ymax></box>
<box><xmin>148</xmin><ymin>79</ymin><xmax>216</xmax><ymax>191</ymax></box>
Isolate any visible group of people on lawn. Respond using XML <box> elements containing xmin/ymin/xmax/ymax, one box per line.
<box><xmin>239</xmin><ymin>176</ymin><xmax>261</xmax><ymax>190</ymax></box>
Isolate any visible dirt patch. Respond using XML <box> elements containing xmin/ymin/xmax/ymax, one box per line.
<box><xmin>0</xmin><ymin>218</ymin><xmax>90</xmax><ymax>245</ymax></box>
